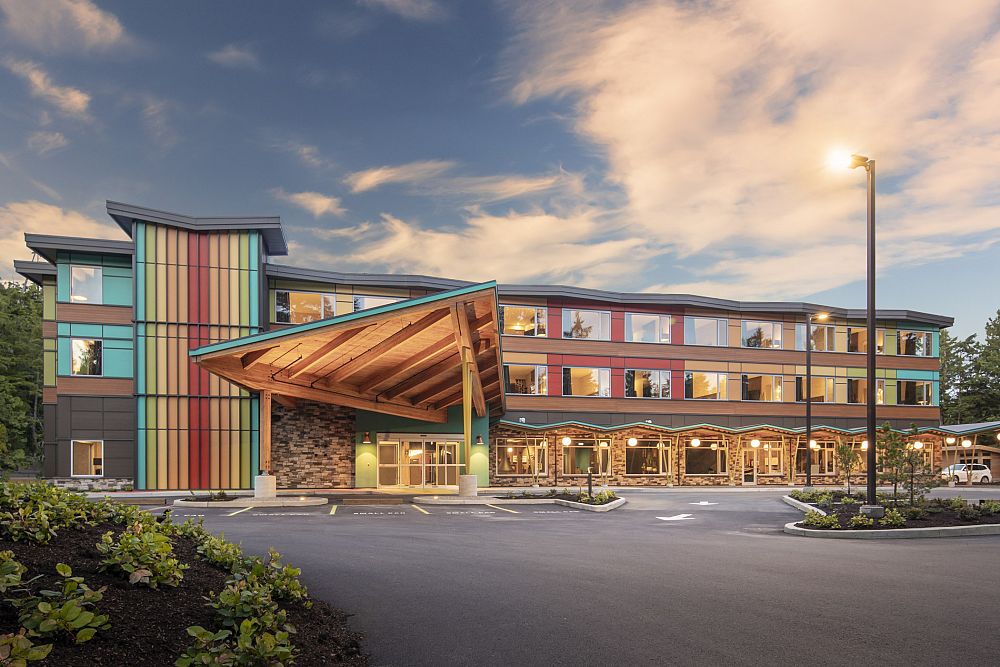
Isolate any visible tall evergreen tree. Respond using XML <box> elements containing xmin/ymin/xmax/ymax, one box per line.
<box><xmin>0</xmin><ymin>281</ymin><xmax>43</xmax><ymax>461</ymax></box>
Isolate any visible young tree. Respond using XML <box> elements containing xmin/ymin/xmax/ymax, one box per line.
<box><xmin>835</xmin><ymin>438</ymin><xmax>859</xmax><ymax>495</ymax></box>
<box><xmin>899</xmin><ymin>427</ymin><xmax>935</xmax><ymax>505</ymax></box>
<box><xmin>876</xmin><ymin>423</ymin><xmax>907</xmax><ymax>504</ymax></box>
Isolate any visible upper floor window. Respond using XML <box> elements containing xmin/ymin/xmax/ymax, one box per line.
<box><xmin>741</xmin><ymin>321</ymin><xmax>782</xmax><ymax>349</ymax></box>
<box><xmin>562</xmin><ymin>309</ymin><xmax>611</xmax><ymax>341</ymax></box>
<box><xmin>625</xmin><ymin>370</ymin><xmax>670</xmax><ymax>398</ymax></box>
<box><xmin>70</xmin><ymin>266</ymin><xmax>102</xmax><ymax>304</ymax></box>
<box><xmin>625</xmin><ymin>314</ymin><xmax>670</xmax><ymax>343</ymax></box>
<box><xmin>500</xmin><ymin>305</ymin><xmax>547</xmax><ymax>337</ymax></box>
<box><xmin>504</xmin><ymin>364</ymin><xmax>547</xmax><ymax>395</ymax></box>
<box><xmin>847</xmin><ymin>378</ymin><xmax>885</xmax><ymax>405</ymax></box>
<box><xmin>741</xmin><ymin>374</ymin><xmax>782</xmax><ymax>401</ymax></box>
<box><xmin>684</xmin><ymin>371</ymin><xmax>727</xmax><ymax>400</ymax></box>
<box><xmin>795</xmin><ymin>376</ymin><xmax>835</xmax><ymax>402</ymax></box>
<box><xmin>795</xmin><ymin>323</ymin><xmax>835</xmax><ymax>352</ymax></box>
<box><xmin>349</xmin><ymin>295</ymin><xmax>399</xmax><ymax>313</ymax></box>
<box><xmin>562</xmin><ymin>367</ymin><xmax>611</xmax><ymax>397</ymax></box>
<box><xmin>897</xmin><ymin>331</ymin><xmax>933</xmax><ymax>356</ymax></box>
<box><xmin>684</xmin><ymin>317</ymin><xmax>728</xmax><ymax>347</ymax></box>
<box><xmin>847</xmin><ymin>327</ymin><xmax>886</xmax><ymax>354</ymax></box>
<box><xmin>898</xmin><ymin>380</ymin><xmax>933</xmax><ymax>405</ymax></box>
<box><xmin>275</xmin><ymin>290</ymin><xmax>335</xmax><ymax>324</ymax></box>
<box><xmin>71</xmin><ymin>339</ymin><xmax>102</xmax><ymax>376</ymax></box>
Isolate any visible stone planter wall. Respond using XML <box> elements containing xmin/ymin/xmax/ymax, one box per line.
<box><xmin>49</xmin><ymin>477</ymin><xmax>134</xmax><ymax>492</ymax></box>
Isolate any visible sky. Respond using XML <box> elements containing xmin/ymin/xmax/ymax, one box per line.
<box><xmin>1</xmin><ymin>0</ymin><xmax>999</xmax><ymax>338</ymax></box>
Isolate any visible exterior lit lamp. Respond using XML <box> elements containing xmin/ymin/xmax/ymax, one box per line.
<box><xmin>691</xmin><ymin>438</ymin><xmax>701</xmax><ymax>447</ymax></box>
<box><xmin>829</xmin><ymin>150</ymin><xmax>879</xmax><ymax>515</ymax></box>
<box><xmin>627</xmin><ymin>437</ymin><xmax>638</xmax><ymax>447</ymax></box>
<box><xmin>710</xmin><ymin>443</ymin><xmax>718</xmax><ymax>451</ymax></box>
<box><xmin>751</xmin><ymin>439</ymin><xmax>761</xmax><ymax>448</ymax></box>
<box><xmin>861</xmin><ymin>440</ymin><xmax>869</xmax><ymax>450</ymax></box>
<box><xmin>809</xmin><ymin>439</ymin><xmax>819</xmax><ymax>450</ymax></box>
<box><xmin>804</xmin><ymin>311</ymin><xmax>829</xmax><ymax>488</ymax></box>
<box><xmin>561</xmin><ymin>436</ymin><xmax>572</xmax><ymax>447</ymax></box>
<box><xmin>475</xmin><ymin>434</ymin><xmax>483</xmax><ymax>445</ymax></box>
<box><xmin>361</xmin><ymin>432</ymin><xmax>372</xmax><ymax>444</ymax></box>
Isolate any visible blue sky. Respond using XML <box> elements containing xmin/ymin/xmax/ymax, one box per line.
<box><xmin>1</xmin><ymin>0</ymin><xmax>999</xmax><ymax>338</ymax></box>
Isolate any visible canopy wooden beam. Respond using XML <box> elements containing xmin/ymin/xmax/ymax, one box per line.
<box><xmin>241</xmin><ymin>347</ymin><xmax>274</xmax><ymax>369</ymax></box>
<box><xmin>272</xmin><ymin>394</ymin><xmax>299</xmax><ymax>410</ymax></box>
<box><xmin>284</xmin><ymin>327</ymin><xmax>369</xmax><ymax>380</ymax></box>
<box><xmin>452</xmin><ymin>303</ymin><xmax>486</xmax><ymax>417</ymax></box>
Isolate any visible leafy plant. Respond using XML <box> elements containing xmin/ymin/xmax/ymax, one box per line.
<box><xmin>801</xmin><ymin>511</ymin><xmax>840</xmax><ymax>529</ymax></box>
<box><xmin>0</xmin><ymin>551</ymin><xmax>30</xmax><ymax>594</ymax></box>
<box><xmin>848</xmin><ymin>513</ymin><xmax>874</xmax><ymax>529</ymax></box>
<box><xmin>255</xmin><ymin>550</ymin><xmax>309</xmax><ymax>605</ymax></box>
<box><xmin>175</xmin><ymin>626</ymin><xmax>235</xmax><ymax>666</ymax></box>
<box><xmin>880</xmin><ymin>508</ymin><xmax>906</xmax><ymax>528</ymax></box>
<box><xmin>957</xmin><ymin>504</ymin><xmax>982</xmax><ymax>522</ymax></box>
<box><xmin>835</xmin><ymin>440</ymin><xmax>860</xmax><ymax>495</ymax></box>
<box><xmin>0</xmin><ymin>630</ymin><xmax>52</xmax><ymax>666</ymax></box>
<box><xmin>97</xmin><ymin>522</ymin><xmax>188</xmax><ymax>588</ymax></box>
<box><xmin>979</xmin><ymin>500</ymin><xmax>1000</xmax><ymax>515</ymax></box>
<box><xmin>230</xmin><ymin>617</ymin><xmax>295</xmax><ymax>666</ymax></box>
<box><xmin>0</xmin><ymin>505</ymin><xmax>56</xmax><ymax>544</ymax></box>
<box><xmin>197</xmin><ymin>535</ymin><xmax>246</xmax><ymax>574</ymax></box>
<box><xmin>904</xmin><ymin>506</ymin><xmax>929</xmax><ymax>520</ymax></box>
<box><xmin>16</xmin><ymin>563</ymin><xmax>109</xmax><ymax>644</ymax></box>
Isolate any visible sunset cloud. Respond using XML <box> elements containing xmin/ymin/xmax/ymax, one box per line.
<box><xmin>0</xmin><ymin>0</ymin><xmax>132</xmax><ymax>53</ymax></box>
<box><xmin>3</xmin><ymin>58</ymin><xmax>91</xmax><ymax>119</ymax></box>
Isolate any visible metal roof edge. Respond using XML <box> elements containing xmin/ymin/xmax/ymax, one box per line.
<box><xmin>264</xmin><ymin>262</ymin><xmax>473</xmax><ymax>291</ymax></box>
<box><xmin>13</xmin><ymin>260</ymin><xmax>57</xmax><ymax>285</ymax></box>
<box><xmin>24</xmin><ymin>233</ymin><xmax>134</xmax><ymax>264</ymax></box>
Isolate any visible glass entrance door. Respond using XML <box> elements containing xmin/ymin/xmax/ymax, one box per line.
<box><xmin>377</xmin><ymin>436</ymin><xmax>462</xmax><ymax>488</ymax></box>
<box><xmin>742</xmin><ymin>450</ymin><xmax>757</xmax><ymax>484</ymax></box>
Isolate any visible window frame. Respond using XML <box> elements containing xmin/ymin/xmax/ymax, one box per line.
<box><xmin>846</xmin><ymin>326</ymin><xmax>886</xmax><ymax>354</ymax></box>
<box><xmin>794</xmin><ymin>376</ymin><xmax>835</xmax><ymax>403</ymax></box>
<box><xmin>795</xmin><ymin>323</ymin><xmax>836</xmax><ymax>352</ymax></box>
<box><xmin>896</xmin><ymin>330</ymin><xmax>934</xmax><ymax>357</ymax></box>
<box><xmin>503</xmin><ymin>364</ymin><xmax>548</xmax><ymax>396</ymax></box>
<box><xmin>683</xmin><ymin>371</ymin><xmax>728</xmax><ymax>400</ymax></box>
<box><xmin>70</xmin><ymin>439</ymin><xmax>104</xmax><ymax>478</ymax></box>
<box><xmin>683</xmin><ymin>440</ymin><xmax>728</xmax><ymax>476</ymax></box>
<box><xmin>560</xmin><ymin>438</ymin><xmax>612</xmax><ymax>476</ymax></box>
<box><xmin>274</xmin><ymin>289</ymin><xmax>336</xmax><ymax>324</ymax></box>
<box><xmin>846</xmin><ymin>378</ymin><xmax>886</xmax><ymax>405</ymax></box>
<box><xmin>624</xmin><ymin>439</ymin><xmax>672</xmax><ymax>476</ymax></box>
<box><xmin>754</xmin><ymin>441</ymin><xmax>785</xmax><ymax>476</ymax></box>
<box><xmin>561</xmin><ymin>366</ymin><xmax>611</xmax><ymax>397</ymax></box>
<box><xmin>561</xmin><ymin>309</ymin><xmax>611</xmax><ymax>341</ymax></box>
<box><xmin>495</xmin><ymin>437</ymin><xmax>549</xmax><ymax>477</ymax></box>
<box><xmin>499</xmin><ymin>305</ymin><xmax>548</xmax><ymax>337</ymax></box>
<box><xmin>70</xmin><ymin>338</ymin><xmax>103</xmax><ymax>377</ymax></box>
<box><xmin>797</xmin><ymin>441</ymin><xmax>836</xmax><ymax>475</ymax></box>
<box><xmin>624</xmin><ymin>369</ymin><xmax>671</xmax><ymax>399</ymax></box>
<box><xmin>897</xmin><ymin>380</ymin><xmax>933</xmax><ymax>406</ymax></box>
<box><xmin>740</xmin><ymin>373</ymin><xmax>783</xmax><ymax>402</ymax></box>
<box><xmin>740</xmin><ymin>320</ymin><xmax>783</xmax><ymax>349</ymax></box>
<box><xmin>69</xmin><ymin>265</ymin><xmax>103</xmax><ymax>305</ymax></box>
<box><xmin>624</xmin><ymin>313</ymin><xmax>671</xmax><ymax>344</ymax></box>
<box><xmin>683</xmin><ymin>316</ymin><xmax>729</xmax><ymax>347</ymax></box>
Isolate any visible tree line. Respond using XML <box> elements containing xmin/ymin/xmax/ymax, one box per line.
<box><xmin>939</xmin><ymin>309</ymin><xmax>1000</xmax><ymax>426</ymax></box>
<box><xmin>0</xmin><ymin>281</ymin><xmax>42</xmax><ymax>469</ymax></box>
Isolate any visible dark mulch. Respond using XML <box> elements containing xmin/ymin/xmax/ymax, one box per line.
<box><xmin>1</xmin><ymin>522</ymin><xmax>367</xmax><ymax>666</ymax></box>
<box><xmin>496</xmin><ymin>492</ymin><xmax>618</xmax><ymax>505</ymax></box>
<box><xmin>796</xmin><ymin>504</ymin><xmax>1000</xmax><ymax>530</ymax></box>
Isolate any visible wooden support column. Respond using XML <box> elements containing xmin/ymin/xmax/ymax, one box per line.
<box><xmin>462</xmin><ymin>347</ymin><xmax>473</xmax><ymax>474</ymax></box>
<box><xmin>260</xmin><ymin>390</ymin><xmax>272</xmax><ymax>473</ymax></box>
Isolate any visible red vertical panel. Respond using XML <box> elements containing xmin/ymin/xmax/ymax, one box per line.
<box><xmin>611</xmin><ymin>312</ymin><xmax>625</xmax><ymax>342</ymax></box>
<box><xmin>610</xmin><ymin>368</ymin><xmax>625</xmax><ymax>398</ymax></box>
<box><xmin>672</xmin><ymin>369</ymin><xmax>685</xmax><ymax>400</ymax></box>
<box><xmin>548</xmin><ymin>365</ymin><xmax>562</xmax><ymax>396</ymax></box>
<box><xmin>672</xmin><ymin>316</ymin><xmax>685</xmax><ymax>345</ymax></box>
<box><xmin>548</xmin><ymin>308</ymin><xmax>562</xmax><ymax>339</ymax></box>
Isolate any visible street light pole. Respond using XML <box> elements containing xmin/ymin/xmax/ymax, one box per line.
<box><xmin>863</xmin><ymin>158</ymin><xmax>878</xmax><ymax>511</ymax></box>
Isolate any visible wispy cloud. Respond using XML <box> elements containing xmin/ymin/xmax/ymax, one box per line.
<box><xmin>26</xmin><ymin>131</ymin><xmax>68</xmax><ymax>155</ymax></box>
<box><xmin>358</xmin><ymin>0</ymin><xmax>446</xmax><ymax>22</ymax></box>
<box><xmin>344</xmin><ymin>159</ymin><xmax>456</xmax><ymax>193</ymax></box>
<box><xmin>3</xmin><ymin>58</ymin><xmax>91</xmax><ymax>119</ymax></box>
<box><xmin>269</xmin><ymin>139</ymin><xmax>332</xmax><ymax>169</ymax></box>
<box><xmin>270</xmin><ymin>188</ymin><xmax>346</xmax><ymax>218</ymax></box>
<box><xmin>207</xmin><ymin>43</ymin><xmax>261</xmax><ymax>69</ymax></box>
<box><xmin>0</xmin><ymin>0</ymin><xmax>132</xmax><ymax>53</ymax></box>
<box><xmin>137</xmin><ymin>94</ymin><xmax>178</xmax><ymax>149</ymax></box>
<box><xmin>295</xmin><ymin>222</ymin><xmax>373</xmax><ymax>242</ymax></box>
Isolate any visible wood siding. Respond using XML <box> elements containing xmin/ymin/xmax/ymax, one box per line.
<box><xmin>56</xmin><ymin>377</ymin><xmax>134</xmax><ymax>396</ymax></box>
<box><xmin>57</xmin><ymin>303</ymin><xmax>133</xmax><ymax>325</ymax></box>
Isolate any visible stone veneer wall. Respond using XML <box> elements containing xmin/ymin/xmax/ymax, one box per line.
<box><xmin>49</xmin><ymin>477</ymin><xmax>134</xmax><ymax>492</ymax></box>
<box><xmin>271</xmin><ymin>401</ymin><xmax>356</xmax><ymax>489</ymax></box>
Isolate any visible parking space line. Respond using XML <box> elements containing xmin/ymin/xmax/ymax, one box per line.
<box><xmin>329</xmin><ymin>505</ymin><xmax>338</xmax><ymax>515</ymax></box>
<box><xmin>225</xmin><ymin>505</ymin><xmax>254</xmax><ymax>517</ymax></box>
<box><xmin>485</xmin><ymin>504</ymin><xmax>519</xmax><ymax>514</ymax></box>
<box><xmin>411</xmin><ymin>504</ymin><xmax>430</xmax><ymax>515</ymax></box>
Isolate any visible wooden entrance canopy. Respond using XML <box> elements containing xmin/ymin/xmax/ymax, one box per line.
<box><xmin>190</xmin><ymin>282</ymin><xmax>506</xmax><ymax>471</ymax></box>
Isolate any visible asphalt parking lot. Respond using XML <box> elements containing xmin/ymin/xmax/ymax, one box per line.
<box><xmin>179</xmin><ymin>489</ymin><xmax>1000</xmax><ymax>666</ymax></box>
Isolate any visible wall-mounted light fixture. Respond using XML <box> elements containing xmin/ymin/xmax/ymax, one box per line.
<box><xmin>361</xmin><ymin>432</ymin><xmax>372</xmax><ymax>444</ymax></box>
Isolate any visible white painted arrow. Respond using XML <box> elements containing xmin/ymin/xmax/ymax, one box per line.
<box><xmin>690</xmin><ymin>501</ymin><xmax>718</xmax><ymax>506</ymax></box>
<box><xmin>657</xmin><ymin>513</ymin><xmax>695</xmax><ymax>521</ymax></box>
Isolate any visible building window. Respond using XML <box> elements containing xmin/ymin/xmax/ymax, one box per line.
<box><xmin>847</xmin><ymin>378</ymin><xmax>885</xmax><ymax>405</ymax></box>
<box><xmin>795</xmin><ymin>376</ymin><xmax>834</xmax><ymax>402</ymax></box>
<box><xmin>897</xmin><ymin>331</ymin><xmax>933</xmax><ymax>356</ymax></box>
<box><xmin>684</xmin><ymin>317</ymin><xmax>728</xmax><ymax>346</ymax></box>
<box><xmin>347</xmin><ymin>295</ymin><xmax>400</xmax><ymax>314</ymax></box>
<box><xmin>71</xmin><ymin>339</ymin><xmax>102</xmax><ymax>376</ymax></box>
<box><xmin>71</xmin><ymin>440</ymin><xmax>103</xmax><ymax>477</ymax></box>
<box><xmin>504</xmin><ymin>365</ymin><xmax>547</xmax><ymax>395</ymax></box>
<box><xmin>797</xmin><ymin>442</ymin><xmax>835</xmax><ymax>475</ymax></box>
<box><xmin>684</xmin><ymin>440</ymin><xmax>727</xmax><ymax>475</ymax></box>
<box><xmin>562</xmin><ymin>309</ymin><xmax>611</xmax><ymax>340</ymax></box>
<box><xmin>70</xmin><ymin>266</ymin><xmax>102</xmax><ymax>304</ymax></box>
<box><xmin>756</xmin><ymin>442</ymin><xmax>784</xmax><ymax>475</ymax></box>
<box><xmin>795</xmin><ymin>323</ymin><xmax>835</xmax><ymax>351</ymax></box>
<box><xmin>500</xmin><ymin>305</ymin><xmax>547</xmax><ymax>337</ymax></box>
<box><xmin>897</xmin><ymin>380</ymin><xmax>933</xmax><ymax>406</ymax></box>
<box><xmin>847</xmin><ymin>327</ymin><xmax>886</xmax><ymax>354</ymax></box>
<box><xmin>625</xmin><ymin>439</ymin><xmax>671</xmax><ymax>475</ymax></box>
<box><xmin>275</xmin><ymin>290</ymin><xmax>335</xmax><ymax>324</ymax></box>
<box><xmin>625</xmin><ymin>370</ymin><xmax>670</xmax><ymax>398</ymax></box>
<box><xmin>625</xmin><ymin>314</ymin><xmax>670</xmax><ymax>343</ymax></box>
<box><xmin>741</xmin><ymin>374</ymin><xmax>782</xmax><ymax>401</ymax></box>
<box><xmin>684</xmin><ymin>372</ymin><xmax>727</xmax><ymax>400</ymax></box>
<box><xmin>561</xmin><ymin>438</ymin><xmax>611</xmax><ymax>475</ymax></box>
<box><xmin>562</xmin><ymin>367</ymin><xmax>611</xmax><ymax>397</ymax></box>
<box><xmin>741</xmin><ymin>321</ymin><xmax>782</xmax><ymax>349</ymax></box>
<box><xmin>496</xmin><ymin>438</ymin><xmax>547</xmax><ymax>476</ymax></box>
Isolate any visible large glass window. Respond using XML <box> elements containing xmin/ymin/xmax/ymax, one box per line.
<box><xmin>897</xmin><ymin>380</ymin><xmax>933</xmax><ymax>406</ymax></box>
<box><xmin>741</xmin><ymin>321</ymin><xmax>782</xmax><ymax>349</ymax></box>
<box><xmin>625</xmin><ymin>314</ymin><xmax>670</xmax><ymax>343</ymax></box>
<box><xmin>897</xmin><ymin>330</ymin><xmax>933</xmax><ymax>356</ymax></box>
<box><xmin>795</xmin><ymin>376</ymin><xmax>834</xmax><ymax>402</ymax></box>
<box><xmin>625</xmin><ymin>439</ymin><xmax>671</xmax><ymax>475</ymax></box>
<box><xmin>741</xmin><ymin>374</ymin><xmax>782</xmax><ymax>401</ymax></box>
<box><xmin>756</xmin><ymin>442</ymin><xmax>784</xmax><ymax>475</ymax></box>
<box><xmin>504</xmin><ymin>365</ymin><xmax>547</xmax><ymax>395</ymax></box>
<box><xmin>625</xmin><ymin>370</ymin><xmax>670</xmax><ymax>398</ymax></box>
<box><xmin>496</xmin><ymin>438</ymin><xmax>548</xmax><ymax>476</ymax></box>
<box><xmin>847</xmin><ymin>378</ymin><xmax>885</xmax><ymax>405</ymax></box>
<box><xmin>349</xmin><ymin>295</ymin><xmax>400</xmax><ymax>313</ymax></box>
<box><xmin>71</xmin><ymin>440</ymin><xmax>103</xmax><ymax>477</ymax></box>
<box><xmin>847</xmin><ymin>327</ymin><xmax>886</xmax><ymax>354</ymax></box>
<box><xmin>562</xmin><ymin>367</ymin><xmax>611</xmax><ymax>397</ymax></box>
<box><xmin>795</xmin><ymin>323</ymin><xmax>835</xmax><ymax>351</ymax></box>
<box><xmin>684</xmin><ymin>440</ymin><xmax>727</xmax><ymax>475</ymax></box>
<box><xmin>797</xmin><ymin>442</ymin><xmax>835</xmax><ymax>475</ymax></box>
<box><xmin>71</xmin><ymin>339</ymin><xmax>102</xmax><ymax>376</ymax></box>
<box><xmin>500</xmin><ymin>305</ymin><xmax>547</xmax><ymax>337</ymax></box>
<box><xmin>70</xmin><ymin>266</ymin><xmax>102</xmax><ymax>304</ymax></box>
<box><xmin>684</xmin><ymin>317</ymin><xmax>728</xmax><ymax>346</ymax></box>
<box><xmin>561</xmin><ymin>438</ymin><xmax>611</xmax><ymax>475</ymax></box>
<box><xmin>684</xmin><ymin>372</ymin><xmax>727</xmax><ymax>400</ymax></box>
<box><xmin>562</xmin><ymin>309</ymin><xmax>611</xmax><ymax>340</ymax></box>
<box><xmin>275</xmin><ymin>290</ymin><xmax>335</xmax><ymax>324</ymax></box>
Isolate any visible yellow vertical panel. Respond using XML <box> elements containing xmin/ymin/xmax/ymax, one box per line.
<box><xmin>157</xmin><ymin>429</ymin><xmax>167</xmax><ymax>490</ymax></box>
<box><xmin>155</xmin><ymin>263</ymin><xmax>167</xmax><ymax>322</ymax></box>
<box><xmin>156</xmin><ymin>337</ymin><xmax>167</xmax><ymax>394</ymax></box>
<box><xmin>178</xmin><ymin>429</ymin><xmax>189</xmax><ymax>490</ymax></box>
<box><xmin>178</xmin><ymin>397</ymin><xmax>189</xmax><ymax>430</ymax></box>
<box><xmin>209</xmin><ymin>233</ymin><xmax>219</xmax><ymax>269</ymax></box>
<box><xmin>166</xmin><ymin>264</ymin><xmax>177</xmax><ymax>324</ymax></box>
<box><xmin>230</xmin><ymin>430</ymin><xmax>240</xmax><ymax>489</ymax></box>
<box><xmin>177</xmin><ymin>229</ymin><xmax>188</xmax><ymax>266</ymax></box>
<box><xmin>156</xmin><ymin>225</ymin><xmax>167</xmax><ymax>265</ymax></box>
<box><xmin>219</xmin><ymin>267</ymin><xmax>230</xmax><ymax>326</ymax></box>
<box><xmin>218</xmin><ymin>232</ymin><xmax>228</xmax><ymax>270</ymax></box>
<box><xmin>178</xmin><ymin>260</ymin><xmax>188</xmax><ymax>324</ymax></box>
<box><xmin>209</xmin><ymin>368</ymin><xmax>219</xmax><ymax>396</ymax></box>
<box><xmin>167</xmin><ymin>428</ymin><xmax>178</xmax><ymax>489</ymax></box>
<box><xmin>210</xmin><ymin>429</ymin><xmax>220</xmax><ymax>488</ymax></box>
<box><xmin>208</xmin><ymin>266</ymin><xmax>217</xmax><ymax>326</ymax></box>
<box><xmin>166</xmin><ymin>337</ymin><xmax>177</xmax><ymax>394</ymax></box>
<box><xmin>210</xmin><ymin>397</ymin><xmax>219</xmax><ymax>431</ymax></box>
<box><xmin>229</xmin><ymin>270</ymin><xmax>239</xmax><ymax>326</ymax></box>
<box><xmin>165</xmin><ymin>227</ymin><xmax>176</xmax><ymax>265</ymax></box>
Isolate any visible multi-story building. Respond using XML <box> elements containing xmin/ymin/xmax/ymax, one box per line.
<box><xmin>16</xmin><ymin>202</ymin><xmax>955</xmax><ymax>491</ymax></box>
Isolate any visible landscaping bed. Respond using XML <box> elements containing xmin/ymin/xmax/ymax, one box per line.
<box><xmin>496</xmin><ymin>489</ymin><xmax>620</xmax><ymax>506</ymax></box>
<box><xmin>789</xmin><ymin>489</ymin><xmax>1000</xmax><ymax>530</ymax></box>
<box><xmin>0</xmin><ymin>482</ymin><xmax>366</xmax><ymax>666</ymax></box>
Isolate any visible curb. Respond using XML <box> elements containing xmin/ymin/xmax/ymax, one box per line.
<box><xmin>413</xmin><ymin>496</ymin><xmax>627</xmax><ymax>511</ymax></box>
<box><xmin>783</xmin><ymin>521</ymin><xmax>1000</xmax><ymax>539</ymax></box>
<box><xmin>781</xmin><ymin>495</ymin><xmax>827</xmax><ymax>516</ymax></box>
<box><xmin>554</xmin><ymin>497</ymin><xmax>627</xmax><ymax>512</ymax></box>
<box><xmin>172</xmin><ymin>497</ymin><xmax>328</xmax><ymax>508</ymax></box>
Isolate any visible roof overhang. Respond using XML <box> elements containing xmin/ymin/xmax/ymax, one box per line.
<box><xmin>498</xmin><ymin>420</ymin><xmax>952</xmax><ymax>437</ymax></box>
<box><xmin>190</xmin><ymin>282</ymin><xmax>505</xmax><ymax>423</ymax></box>
<box><xmin>14</xmin><ymin>260</ymin><xmax>57</xmax><ymax>285</ymax></box>
<box><xmin>107</xmin><ymin>200</ymin><xmax>288</xmax><ymax>256</ymax></box>
<box><xmin>24</xmin><ymin>233</ymin><xmax>133</xmax><ymax>264</ymax></box>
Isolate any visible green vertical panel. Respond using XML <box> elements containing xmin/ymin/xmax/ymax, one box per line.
<box><xmin>239</xmin><ymin>232</ymin><xmax>249</xmax><ymax>270</ymax></box>
<box><xmin>43</xmin><ymin>284</ymin><xmax>56</xmax><ymax>319</ymax></box>
<box><xmin>43</xmin><ymin>351</ymin><xmax>56</xmax><ymax>386</ymax></box>
<box><xmin>931</xmin><ymin>331</ymin><xmax>940</xmax><ymax>357</ymax></box>
<box><xmin>886</xmin><ymin>381</ymin><xmax>897</xmax><ymax>405</ymax></box>
<box><xmin>884</xmin><ymin>330</ymin><xmax>897</xmax><ymax>356</ymax></box>
<box><xmin>240</xmin><ymin>264</ymin><xmax>249</xmax><ymax>327</ymax></box>
<box><xmin>933</xmin><ymin>381</ymin><xmax>940</xmax><ymax>406</ymax></box>
<box><xmin>56</xmin><ymin>264</ymin><xmax>69</xmax><ymax>302</ymax></box>
<box><xmin>240</xmin><ymin>401</ymin><xmax>251</xmax><ymax>489</ymax></box>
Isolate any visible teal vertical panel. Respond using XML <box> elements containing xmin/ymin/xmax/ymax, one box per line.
<box><xmin>933</xmin><ymin>381</ymin><xmax>940</xmax><ymax>406</ymax></box>
<box><xmin>103</xmin><ymin>275</ymin><xmax>133</xmax><ymax>306</ymax></box>
<box><xmin>249</xmin><ymin>270</ymin><xmax>259</xmax><ymax>326</ymax></box>
<box><xmin>932</xmin><ymin>331</ymin><xmax>940</xmax><ymax>357</ymax></box>
<box><xmin>137</xmin><ymin>398</ymin><xmax>146</xmax><ymax>489</ymax></box>
<box><xmin>57</xmin><ymin>338</ymin><xmax>70</xmax><ymax>375</ymax></box>
<box><xmin>57</xmin><ymin>263</ymin><xmax>69</xmax><ymax>301</ymax></box>
<box><xmin>104</xmin><ymin>348</ymin><xmax>133</xmax><ymax>378</ymax></box>
<box><xmin>136</xmin><ymin>333</ymin><xmax>145</xmax><ymax>393</ymax></box>
<box><xmin>57</xmin><ymin>323</ymin><xmax>70</xmax><ymax>336</ymax></box>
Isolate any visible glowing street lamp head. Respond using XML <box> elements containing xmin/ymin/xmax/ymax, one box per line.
<box><xmin>827</xmin><ymin>149</ymin><xmax>871</xmax><ymax>170</ymax></box>
<box><xmin>561</xmin><ymin>436</ymin><xmax>572</xmax><ymax>447</ymax></box>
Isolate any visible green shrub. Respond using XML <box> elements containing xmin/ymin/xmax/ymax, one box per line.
<box><xmin>946</xmin><ymin>496</ymin><xmax>967</xmax><ymax>511</ymax></box>
<box><xmin>957</xmin><ymin>504</ymin><xmax>982</xmax><ymax>522</ymax></box>
<box><xmin>0</xmin><ymin>505</ymin><xmax>57</xmax><ymax>544</ymax></box>
<box><xmin>255</xmin><ymin>550</ymin><xmax>309</xmax><ymax>605</ymax></box>
<box><xmin>209</xmin><ymin>574</ymin><xmax>286</xmax><ymax>632</ymax></box>
<box><xmin>801</xmin><ymin>511</ymin><xmax>840</xmax><ymax>529</ymax></box>
<box><xmin>230</xmin><ymin>617</ymin><xmax>295</xmax><ymax>666</ymax></box>
<box><xmin>880</xmin><ymin>508</ymin><xmax>906</xmax><ymax>528</ymax></box>
<box><xmin>904</xmin><ymin>506</ymin><xmax>929</xmax><ymax>520</ymax></box>
<box><xmin>0</xmin><ymin>551</ymin><xmax>30</xmax><ymax>594</ymax></box>
<box><xmin>0</xmin><ymin>630</ymin><xmax>52</xmax><ymax>665</ymax></box>
<box><xmin>979</xmin><ymin>500</ymin><xmax>1000</xmax><ymax>515</ymax></box>
<box><xmin>840</xmin><ymin>496</ymin><xmax>859</xmax><ymax>506</ymax></box>
<box><xmin>815</xmin><ymin>492</ymin><xmax>834</xmax><ymax>507</ymax></box>
<box><xmin>197</xmin><ymin>534</ymin><xmax>246</xmax><ymax>574</ymax></box>
<box><xmin>848</xmin><ymin>513</ymin><xmax>874</xmax><ymax>529</ymax></box>
<box><xmin>15</xmin><ymin>564</ymin><xmax>110</xmax><ymax>644</ymax></box>
<box><xmin>790</xmin><ymin>489</ymin><xmax>823</xmax><ymax>503</ymax></box>
<box><xmin>97</xmin><ymin>523</ymin><xmax>188</xmax><ymax>588</ymax></box>
<box><xmin>175</xmin><ymin>626</ymin><xmax>235</xmax><ymax>667</ymax></box>
<box><xmin>591</xmin><ymin>490</ymin><xmax>618</xmax><ymax>505</ymax></box>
